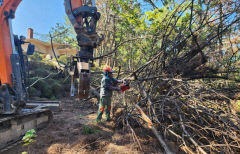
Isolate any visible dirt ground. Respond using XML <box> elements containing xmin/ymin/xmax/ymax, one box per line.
<box><xmin>6</xmin><ymin>98</ymin><xmax>162</xmax><ymax>154</ymax></box>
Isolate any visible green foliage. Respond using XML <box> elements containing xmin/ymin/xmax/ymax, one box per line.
<box><xmin>106</xmin><ymin>0</ymin><xmax>239</xmax><ymax>72</ymax></box>
<box><xmin>33</xmin><ymin>68</ymin><xmax>52</xmax><ymax>77</ymax></box>
<box><xmin>28</xmin><ymin>66</ymin><xmax>68</xmax><ymax>99</ymax></box>
<box><xmin>58</xmin><ymin>55</ymin><xmax>70</xmax><ymax>65</ymax></box>
<box><xmin>237</xmin><ymin>100</ymin><xmax>240</xmax><ymax>112</ymax></box>
<box><xmin>28</xmin><ymin>52</ymin><xmax>44</xmax><ymax>61</ymax></box>
<box><xmin>49</xmin><ymin>16</ymin><xmax>78</xmax><ymax>48</ymax></box>
<box><xmin>107</xmin><ymin>0</ymin><xmax>199</xmax><ymax>68</ymax></box>
<box><xmin>107</xmin><ymin>0</ymin><xmax>151</xmax><ymax>68</ymax></box>
<box><xmin>27</xmin><ymin>87</ymin><xmax>41</xmax><ymax>97</ymax></box>
<box><xmin>26</xmin><ymin>49</ymin><xmax>71</xmax><ymax>99</ymax></box>
<box><xmin>52</xmin><ymin>81</ymin><xmax>64</xmax><ymax>98</ymax></box>
<box><xmin>22</xmin><ymin>129</ymin><xmax>37</xmax><ymax>146</ymax></box>
<box><xmin>50</xmin><ymin>96</ymin><xmax>56</xmax><ymax>100</ymax></box>
<box><xmin>41</xmin><ymin>84</ymin><xmax>53</xmax><ymax>98</ymax></box>
<box><xmin>82</xmin><ymin>125</ymin><xmax>99</xmax><ymax>134</ymax></box>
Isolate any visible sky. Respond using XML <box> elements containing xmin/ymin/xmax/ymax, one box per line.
<box><xmin>13</xmin><ymin>0</ymin><xmax>66</xmax><ymax>38</ymax></box>
<box><xmin>12</xmin><ymin>0</ymin><xmax>162</xmax><ymax>39</ymax></box>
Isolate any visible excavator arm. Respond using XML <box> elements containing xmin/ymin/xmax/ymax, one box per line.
<box><xmin>0</xmin><ymin>0</ymin><xmax>22</xmax><ymax>86</ymax></box>
<box><xmin>0</xmin><ymin>0</ymin><xmax>26</xmax><ymax>114</ymax></box>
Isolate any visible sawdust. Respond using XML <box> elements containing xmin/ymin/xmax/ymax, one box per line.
<box><xmin>9</xmin><ymin>98</ymin><xmax>162</xmax><ymax>154</ymax></box>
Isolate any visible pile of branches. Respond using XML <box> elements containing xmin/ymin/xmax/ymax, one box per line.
<box><xmin>112</xmin><ymin>78</ymin><xmax>240</xmax><ymax>153</ymax></box>
<box><xmin>110</xmin><ymin>0</ymin><xmax>240</xmax><ymax>150</ymax></box>
<box><xmin>91</xmin><ymin>0</ymin><xmax>240</xmax><ymax>153</ymax></box>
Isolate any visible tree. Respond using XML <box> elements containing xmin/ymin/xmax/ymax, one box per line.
<box><xmin>49</xmin><ymin>17</ymin><xmax>79</xmax><ymax>49</ymax></box>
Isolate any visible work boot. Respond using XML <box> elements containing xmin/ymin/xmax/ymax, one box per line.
<box><xmin>94</xmin><ymin>119</ymin><xmax>104</xmax><ymax>125</ymax></box>
<box><xmin>94</xmin><ymin>119</ymin><xmax>101</xmax><ymax>124</ymax></box>
<box><xmin>96</xmin><ymin>105</ymin><xmax>104</xmax><ymax>121</ymax></box>
<box><xmin>96</xmin><ymin>113</ymin><xmax>102</xmax><ymax>121</ymax></box>
<box><xmin>105</xmin><ymin>105</ymin><xmax>111</xmax><ymax>121</ymax></box>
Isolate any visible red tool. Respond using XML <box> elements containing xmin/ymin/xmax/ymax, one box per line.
<box><xmin>120</xmin><ymin>81</ymin><xmax>130</xmax><ymax>92</ymax></box>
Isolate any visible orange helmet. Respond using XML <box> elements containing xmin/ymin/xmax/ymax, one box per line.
<box><xmin>103</xmin><ymin>66</ymin><xmax>113</xmax><ymax>72</ymax></box>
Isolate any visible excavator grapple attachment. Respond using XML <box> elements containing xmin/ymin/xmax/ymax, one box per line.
<box><xmin>64</xmin><ymin>0</ymin><xmax>103</xmax><ymax>99</ymax></box>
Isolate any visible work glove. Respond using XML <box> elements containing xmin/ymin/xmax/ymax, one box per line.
<box><xmin>117</xmin><ymin>79</ymin><xmax>124</xmax><ymax>83</ymax></box>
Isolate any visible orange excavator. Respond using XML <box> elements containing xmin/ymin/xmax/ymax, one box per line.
<box><xmin>0</xmin><ymin>0</ymin><xmax>102</xmax><ymax>151</ymax></box>
<box><xmin>0</xmin><ymin>0</ymin><xmax>102</xmax><ymax>114</ymax></box>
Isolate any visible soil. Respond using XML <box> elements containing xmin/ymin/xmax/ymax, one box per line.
<box><xmin>5</xmin><ymin>98</ymin><xmax>163</xmax><ymax>154</ymax></box>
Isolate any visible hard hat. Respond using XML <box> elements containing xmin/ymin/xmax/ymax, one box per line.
<box><xmin>103</xmin><ymin>66</ymin><xmax>113</xmax><ymax>72</ymax></box>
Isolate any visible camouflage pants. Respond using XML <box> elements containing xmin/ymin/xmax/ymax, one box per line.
<box><xmin>96</xmin><ymin>96</ymin><xmax>111</xmax><ymax>121</ymax></box>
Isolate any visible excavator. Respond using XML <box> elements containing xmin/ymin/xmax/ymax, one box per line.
<box><xmin>0</xmin><ymin>0</ymin><xmax>102</xmax><ymax>151</ymax></box>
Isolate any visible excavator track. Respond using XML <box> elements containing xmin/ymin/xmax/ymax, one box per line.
<box><xmin>0</xmin><ymin>109</ymin><xmax>52</xmax><ymax>152</ymax></box>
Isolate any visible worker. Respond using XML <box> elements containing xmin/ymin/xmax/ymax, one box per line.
<box><xmin>96</xmin><ymin>66</ymin><xmax>123</xmax><ymax>122</ymax></box>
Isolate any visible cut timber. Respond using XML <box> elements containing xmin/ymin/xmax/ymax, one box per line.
<box><xmin>26</xmin><ymin>100</ymin><xmax>60</xmax><ymax>111</ymax></box>
<box><xmin>0</xmin><ymin>109</ymin><xmax>52</xmax><ymax>152</ymax></box>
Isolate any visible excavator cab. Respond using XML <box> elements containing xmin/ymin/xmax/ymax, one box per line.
<box><xmin>0</xmin><ymin>34</ymin><xmax>34</xmax><ymax>114</ymax></box>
